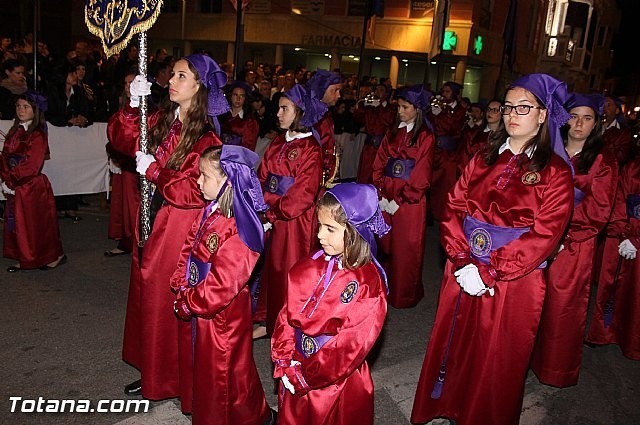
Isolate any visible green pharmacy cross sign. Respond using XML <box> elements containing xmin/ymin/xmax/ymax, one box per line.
<box><xmin>474</xmin><ymin>35</ymin><xmax>484</xmax><ymax>55</ymax></box>
<box><xmin>443</xmin><ymin>31</ymin><xmax>457</xmax><ymax>51</ymax></box>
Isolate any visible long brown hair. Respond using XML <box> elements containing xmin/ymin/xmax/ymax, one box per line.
<box><xmin>149</xmin><ymin>60</ymin><xmax>210</xmax><ymax>170</ymax></box>
<box><xmin>11</xmin><ymin>95</ymin><xmax>46</xmax><ymax>134</ymax></box>
<box><xmin>279</xmin><ymin>94</ymin><xmax>311</xmax><ymax>133</ymax></box>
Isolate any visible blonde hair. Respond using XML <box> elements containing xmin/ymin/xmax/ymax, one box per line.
<box><xmin>200</xmin><ymin>146</ymin><xmax>233</xmax><ymax>218</ymax></box>
<box><xmin>317</xmin><ymin>194</ymin><xmax>372</xmax><ymax>269</ymax></box>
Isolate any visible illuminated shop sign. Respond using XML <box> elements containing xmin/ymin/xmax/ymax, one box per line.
<box><xmin>301</xmin><ymin>35</ymin><xmax>362</xmax><ymax>48</ymax></box>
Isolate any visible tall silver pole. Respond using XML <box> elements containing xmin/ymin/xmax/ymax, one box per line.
<box><xmin>138</xmin><ymin>32</ymin><xmax>152</xmax><ymax>244</ymax></box>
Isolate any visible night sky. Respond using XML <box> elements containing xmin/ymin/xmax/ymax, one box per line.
<box><xmin>611</xmin><ymin>0</ymin><xmax>640</xmax><ymax>77</ymax></box>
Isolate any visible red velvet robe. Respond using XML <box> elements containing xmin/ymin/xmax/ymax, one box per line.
<box><xmin>603</xmin><ymin>126</ymin><xmax>635</xmax><ymax>169</ymax></box>
<box><xmin>169</xmin><ymin>208</ymin><xmax>270</xmax><ymax>425</ymax></box>
<box><xmin>456</xmin><ymin>125</ymin><xmax>488</xmax><ymax>177</ymax></box>
<box><xmin>258</xmin><ymin>133</ymin><xmax>323</xmax><ymax>334</ymax></box>
<box><xmin>427</xmin><ymin>103</ymin><xmax>466</xmax><ymax>221</ymax></box>
<box><xmin>314</xmin><ymin>113</ymin><xmax>337</xmax><ymax>186</ymax></box>
<box><xmin>372</xmin><ymin>124</ymin><xmax>435</xmax><ymax>308</ymax></box>
<box><xmin>271</xmin><ymin>254</ymin><xmax>387</xmax><ymax>425</ymax></box>
<box><xmin>411</xmin><ymin>151</ymin><xmax>573</xmax><ymax>425</ymax></box>
<box><xmin>107</xmin><ymin>104</ymin><xmax>221</xmax><ymax>400</ymax></box>
<box><xmin>586</xmin><ymin>156</ymin><xmax>640</xmax><ymax>360</ymax></box>
<box><xmin>531</xmin><ymin>151</ymin><xmax>618</xmax><ymax>387</ymax></box>
<box><xmin>219</xmin><ymin>111</ymin><xmax>260</xmax><ymax>151</ymax></box>
<box><xmin>353</xmin><ymin>102</ymin><xmax>397</xmax><ymax>184</ymax></box>
<box><xmin>1</xmin><ymin>126</ymin><xmax>63</xmax><ymax>268</ymax></box>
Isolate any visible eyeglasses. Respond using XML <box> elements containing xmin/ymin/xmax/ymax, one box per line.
<box><xmin>500</xmin><ymin>105</ymin><xmax>543</xmax><ymax>115</ymax></box>
<box><xmin>486</xmin><ymin>107</ymin><xmax>501</xmax><ymax>113</ymax></box>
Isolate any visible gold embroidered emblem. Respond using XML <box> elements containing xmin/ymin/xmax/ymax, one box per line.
<box><xmin>287</xmin><ymin>149</ymin><xmax>299</xmax><ymax>161</ymax></box>
<box><xmin>206</xmin><ymin>233</ymin><xmax>219</xmax><ymax>253</ymax></box>
<box><xmin>521</xmin><ymin>171</ymin><xmax>540</xmax><ymax>185</ymax></box>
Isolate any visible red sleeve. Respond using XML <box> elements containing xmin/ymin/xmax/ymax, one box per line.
<box><xmin>4</xmin><ymin>131</ymin><xmax>47</xmax><ymax>187</ymax></box>
<box><xmin>106</xmin><ymin>106</ymin><xmax>161</xmax><ymax>156</ymax></box>
<box><xmin>399</xmin><ymin>129</ymin><xmax>436</xmax><ymax>204</ymax></box>
<box><xmin>614</xmin><ymin>160</ymin><xmax>640</xmax><ymax>239</ymax></box>
<box><xmin>371</xmin><ymin>132</ymin><xmax>395</xmax><ymax>200</ymax></box>
<box><xmin>242</xmin><ymin>118</ymin><xmax>259</xmax><ymax>151</ymax></box>
<box><xmin>169</xmin><ymin>212</ymin><xmax>202</xmax><ymax>291</ymax></box>
<box><xmin>271</xmin><ymin>299</ymin><xmax>297</xmax><ymax>379</ymax></box>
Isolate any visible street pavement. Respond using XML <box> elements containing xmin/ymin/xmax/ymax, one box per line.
<box><xmin>1</xmin><ymin>198</ymin><xmax>639</xmax><ymax>425</ymax></box>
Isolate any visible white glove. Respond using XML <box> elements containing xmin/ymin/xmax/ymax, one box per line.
<box><xmin>262</xmin><ymin>222</ymin><xmax>273</xmax><ymax>232</ymax></box>
<box><xmin>108</xmin><ymin>158</ymin><xmax>122</xmax><ymax>174</ymax></box>
<box><xmin>431</xmin><ymin>105</ymin><xmax>442</xmax><ymax>116</ymax></box>
<box><xmin>1</xmin><ymin>181</ymin><xmax>15</xmax><ymax>195</ymax></box>
<box><xmin>135</xmin><ymin>151</ymin><xmax>156</xmax><ymax>175</ymax></box>
<box><xmin>281</xmin><ymin>375</ymin><xmax>295</xmax><ymax>395</ymax></box>
<box><xmin>386</xmin><ymin>199</ymin><xmax>400</xmax><ymax>215</ymax></box>
<box><xmin>129</xmin><ymin>75</ymin><xmax>152</xmax><ymax>108</ymax></box>
<box><xmin>379</xmin><ymin>197</ymin><xmax>389</xmax><ymax>212</ymax></box>
<box><xmin>618</xmin><ymin>239</ymin><xmax>638</xmax><ymax>260</ymax></box>
<box><xmin>453</xmin><ymin>264</ymin><xmax>495</xmax><ymax>297</ymax></box>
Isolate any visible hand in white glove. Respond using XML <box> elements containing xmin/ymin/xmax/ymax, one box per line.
<box><xmin>281</xmin><ymin>375</ymin><xmax>295</xmax><ymax>395</ymax></box>
<box><xmin>431</xmin><ymin>105</ymin><xmax>442</xmax><ymax>116</ymax></box>
<box><xmin>386</xmin><ymin>199</ymin><xmax>400</xmax><ymax>215</ymax></box>
<box><xmin>129</xmin><ymin>75</ymin><xmax>152</xmax><ymax>108</ymax></box>
<box><xmin>618</xmin><ymin>239</ymin><xmax>638</xmax><ymax>260</ymax></box>
<box><xmin>1</xmin><ymin>181</ymin><xmax>15</xmax><ymax>195</ymax></box>
<box><xmin>262</xmin><ymin>222</ymin><xmax>273</xmax><ymax>232</ymax></box>
<box><xmin>108</xmin><ymin>158</ymin><xmax>122</xmax><ymax>174</ymax></box>
<box><xmin>453</xmin><ymin>264</ymin><xmax>495</xmax><ymax>297</ymax></box>
<box><xmin>135</xmin><ymin>151</ymin><xmax>156</xmax><ymax>175</ymax></box>
<box><xmin>379</xmin><ymin>197</ymin><xmax>390</xmax><ymax>212</ymax></box>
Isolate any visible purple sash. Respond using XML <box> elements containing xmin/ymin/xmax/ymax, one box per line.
<box><xmin>574</xmin><ymin>187</ymin><xmax>586</xmax><ymax>206</ymax></box>
<box><xmin>265</xmin><ymin>173</ymin><xmax>295</xmax><ymax>196</ymax></box>
<box><xmin>463</xmin><ymin>215</ymin><xmax>547</xmax><ymax>268</ymax></box>
<box><xmin>222</xmin><ymin>133</ymin><xmax>242</xmax><ymax>146</ymax></box>
<box><xmin>8</xmin><ymin>154</ymin><xmax>25</xmax><ymax>170</ymax></box>
<box><xmin>437</xmin><ymin>136</ymin><xmax>458</xmax><ymax>152</ymax></box>
<box><xmin>384</xmin><ymin>158</ymin><xmax>415</xmax><ymax>181</ymax></box>
<box><xmin>186</xmin><ymin>255</ymin><xmax>211</xmax><ymax>287</ymax></box>
<box><xmin>366</xmin><ymin>134</ymin><xmax>384</xmax><ymax>147</ymax></box>
<box><xmin>294</xmin><ymin>328</ymin><xmax>333</xmax><ymax>358</ymax></box>
<box><xmin>6</xmin><ymin>195</ymin><xmax>15</xmax><ymax>232</ymax></box>
<box><xmin>626</xmin><ymin>194</ymin><xmax>640</xmax><ymax>219</ymax></box>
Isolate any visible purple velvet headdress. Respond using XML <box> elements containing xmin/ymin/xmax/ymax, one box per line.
<box><xmin>509</xmin><ymin>73</ymin><xmax>571</xmax><ymax>166</ymax></box>
<box><xmin>219</xmin><ymin>145</ymin><xmax>268</xmax><ymax>253</ymax></box>
<box><xmin>306</xmin><ymin>68</ymin><xmax>342</xmax><ymax>99</ymax></box>
<box><xmin>227</xmin><ymin>80</ymin><xmax>253</xmax><ymax>97</ymax></box>
<box><xmin>285</xmin><ymin>83</ymin><xmax>327</xmax><ymax>129</ymax></box>
<box><xmin>184</xmin><ymin>54</ymin><xmax>230</xmax><ymax>129</ymax></box>
<box><xmin>397</xmin><ymin>84</ymin><xmax>433</xmax><ymax>110</ymax></box>
<box><xmin>23</xmin><ymin>90</ymin><xmax>48</xmax><ymax>113</ymax></box>
<box><xmin>566</xmin><ymin>93</ymin><xmax>605</xmax><ymax>117</ymax></box>
<box><xmin>443</xmin><ymin>81</ymin><xmax>462</xmax><ymax>97</ymax></box>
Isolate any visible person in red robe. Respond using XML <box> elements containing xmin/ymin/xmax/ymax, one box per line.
<box><xmin>1</xmin><ymin>92</ymin><xmax>65</xmax><ymax>271</ymax></box>
<box><xmin>307</xmin><ymin>69</ymin><xmax>342</xmax><ymax>188</ymax></box>
<box><xmin>456</xmin><ymin>100</ymin><xmax>501</xmax><ymax>176</ymax></box>
<box><xmin>105</xmin><ymin>71</ymin><xmax>140</xmax><ymax>257</ymax></box>
<box><xmin>107</xmin><ymin>54</ymin><xmax>227</xmax><ymax>400</ymax></box>
<box><xmin>219</xmin><ymin>81</ymin><xmax>260</xmax><ymax>151</ymax></box>
<box><xmin>353</xmin><ymin>83</ymin><xmax>397</xmax><ymax>184</ymax></box>
<box><xmin>411</xmin><ymin>74</ymin><xmax>574</xmax><ymax>425</ymax></box>
<box><xmin>531</xmin><ymin>93</ymin><xmax>618</xmax><ymax>388</ymax></box>
<box><xmin>585</xmin><ymin>155</ymin><xmax>640</xmax><ymax>360</ymax></box>
<box><xmin>602</xmin><ymin>96</ymin><xmax>635</xmax><ymax>169</ymax></box>
<box><xmin>256</xmin><ymin>83</ymin><xmax>323</xmax><ymax>337</ymax></box>
<box><xmin>427</xmin><ymin>81</ymin><xmax>467</xmax><ymax>222</ymax></box>
<box><xmin>271</xmin><ymin>182</ymin><xmax>390</xmax><ymax>425</ymax></box>
<box><xmin>372</xmin><ymin>84</ymin><xmax>436</xmax><ymax>308</ymax></box>
<box><xmin>170</xmin><ymin>145</ymin><xmax>274</xmax><ymax>425</ymax></box>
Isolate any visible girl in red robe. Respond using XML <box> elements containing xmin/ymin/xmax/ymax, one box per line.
<box><xmin>1</xmin><ymin>92</ymin><xmax>65</xmax><ymax>271</ymax></box>
<box><xmin>411</xmin><ymin>74</ymin><xmax>574</xmax><ymax>425</ymax></box>
<box><xmin>586</xmin><ymin>155</ymin><xmax>640</xmax><ymax>360</ymax></box>
<box><xmin>170</xmin><ymin>145</ymin><xmax>274</xmax><ymax>425</ymax></box>
<box><xmin>531</xmin><ymin>93</ymin><xmax>618</xmax><ymax>387</ymax></box>
<box><xmin>107</xmin><ymin>54</ymin><xmax>228</xmax><ymax>400</ymax></box>
<box><xmin>219</xmin><ymin>81</ymin><xmax>260</xmax><ymax>151</ymax></box>
<box><xmin>271</xmin><ymin>182</ymin><xmax>390</xmax><ymax>425</ymax></box>
<box><xmin>372</xmin><ymin>84</ymin><xmax>436</xmax><ymax>308</ymax></box>
<box><xmin>256</xmin><ymin>84</ymin><xmax>323</xmax><ymax>336</ymax></box>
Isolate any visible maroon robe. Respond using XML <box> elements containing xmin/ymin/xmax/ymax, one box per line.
<box><xmin>372</xmin><ymin>124</ymin><xmax>435</xmax><ymax>308</ymax></box>
<box><xmin>586</xmin><ymin>156</ymin><xmax>640</xmax><ymax>360</ymax></box>
<box><xmin>271</xmin><ymin>254</ymin><xmax>387</xmax><ymax>425</ymax></box>
<box><xmin>603</xmin><ymin>125</ymin><xmax>635</xmax><ymax>169</ymax></box>
<box><xmin>258</xmin><ymin>133</ymin><xmax>323</xmax><ymax>334</ymax></box>
<box><xmin>531</xmin><ymin>151</ymin><xmax>618</xmax><ymax>387</ymax></box>
<box><xmin>411</xmin><ymin>151</ymin><xmax>573</xmax><ymax>425</ymax></box>
<box><xmin>1</xmin><ymin>126</ymin><xmax>63</xmax><ymax>268</ymax></box>
<box><xmin>219</xmin><ymin>111</ymin><xmax>260</xmax><ymax>151</ymax></box>
<box><xmin>169</xmin><ymin>208</ymin><xmax>270</xmax><ymax>425</ymax></box>
<box><xmin>427</xmin><ymin>103</ymin><xmax>466</xmax><ymax>221</ymax></box>
<box><xmin>314</xmin><ymin>113</ymin><xmax>337</xmax><ymax>186</ymax></box>
<box><xmin>456</xmin><ymin>124</ymin><xmax>488</xmax><ymax>177</ymax></box>
<box><xmin>108</xmin><ymin>104</ymin><xmax>222</xmax><ymax>400</ymax></box>
<box><xmin>353</xmin><ymin>101</ymin><xmax>397</xmax><ymax>184</ymax></box>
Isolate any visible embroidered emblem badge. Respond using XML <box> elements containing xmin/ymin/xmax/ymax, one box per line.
<box><xmin>288</xmin><ymin>149</ymin><xmax>299</xmax><ymax>161</ymax></box>
<box><xmin>301</xmin><ymin>334</ymin><xmax>320</xmax><ymax>356</ymax></box>
<box><xmin>268</xmin><ymin>175</ymin><xmax>278</xmax><ymax>193</ymax></box>
<box><xmin>634</xmin><ymin>205</ymin><xmax>640</xmax><ymax>219</ymax></box>
<box><xmin>469</xmin><ymin>228</ymin><xmax>492</xmax><ymax>257</ymax></box>
<box><xmin>521</xmin><ymin>171</ymin><xmax>540</xmax><ymax>185</ymax></box>
<box><xmin>188</xmin><ymin>262</ymin><xmax>199</xmax><ymax>286</ymax></box>
<box><xmin>206</xmin><ymin>233</ymin><xmax>219</xmax><ymax>254</ymax></box>
<box><xmin>340</xmin><ymin>281</ymin><xmax>359</xmax><ymax>304</ymax></box>
<box><xmin>392</xmin><ymin>160</ymin><xmax>405</xmax><ymax>178</ymax></box>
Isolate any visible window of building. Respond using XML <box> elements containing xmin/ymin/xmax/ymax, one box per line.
<box><xmin>597</xmin><ymin>26</ymin><xmax>608</xmax><ymax>47</ymax></box>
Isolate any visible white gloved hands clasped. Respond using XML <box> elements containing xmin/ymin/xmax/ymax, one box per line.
<box><xmin>386</xmin><ymin>200</ymin><xmax>400</xmax><ymax>215</ymax></box>
<box><xmin>135</xmin><ymin>151</ymin><xmax>156</xmax><ymax>175</ymax></box>
<box><xmin>431</xmin><ymin>105</ymin><xmax>442</xmax><ymax>116</ymax></box>
<box><xmin>1</xmin><ymin>181</ymin><xmax>15</xmax><ymax>195</ymax></box>
<box><xmin>129</xmin><ymin>75</ymin><xmax>152</xmax><ymax>108</ymax></box>
<box><xmin>262</xmin><ymin>222</ymin><xmax>273</xmax><ymax>232</ymax></box>
<box><xmin>618</xmin><ymin>239</ymin><xmax>638</xmax><ymax>260</ymax></box>
<box><xmin>453</xmin><ymin>264</ymin><xmax>495</xmax><ymax>297</ymax></box>
<box><xmin>379</xmin><ymin>197</ymin><xmax>389</xmax><ymax>212</ymax></box>
<box><xmin>281</xmin><ymin>360</ymin><xmax>302</xmax><ymax>395</ymax></box>
<box><xmin>108</xmin><ymin>158</ymin><xmax>122</xmax><ymax>174</ymax></box>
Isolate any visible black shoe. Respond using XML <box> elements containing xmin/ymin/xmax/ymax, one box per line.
<box><xmin>104</xmin><ymin>249</ymin><xmax>130</xmax><ymax>257</ymax></box>
<box><xmin>6</xmin><ymin>265</ymin><xmax>21</xmax><ymax>273</ymax></box>
<box><xmin>39</xmin><ymin>255</ymin><xmax>68</xmax><ymax>270</ymax></box>
<box><xmin>124</xmin><ymin>379</ymin><xmax>142</xmax><ymax>396</ymax></box>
